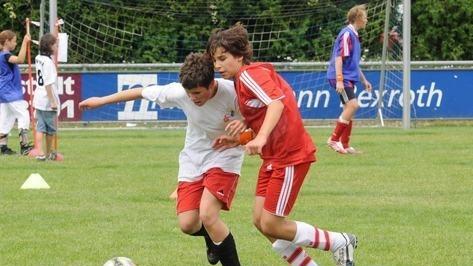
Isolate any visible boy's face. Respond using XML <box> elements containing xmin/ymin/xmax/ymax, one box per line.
<box><xmin>185</xmin><ymin>80</ymin><xmax>216</xmax><ymax>106</ymax></box>
<box><xmin>52</xmin><ymin>39</ymin><xmax>58</xmax><ymax>53</ymax></box>
<box><xmin>213</xmin><ymin>47</ymin><xmax>243</xmax><ymax>79</ymax></box>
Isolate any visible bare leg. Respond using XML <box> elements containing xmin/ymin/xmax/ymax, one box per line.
<box><xmin>46</xmin><ymin>134</ymin><xmax>54</xmax><ymax>155</ymax></box>
<box><xmin>200</xmin><ymin>188</ymin><xmax>240</xmax><ymax>266</ymax></box>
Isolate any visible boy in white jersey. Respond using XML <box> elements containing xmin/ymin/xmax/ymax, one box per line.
<box><xmin>79</xmin><ymin>53</ymin><xmax>244</xmax><ymax>266</ymax></box>
<box><xmin>33</xmin><ymin>33</ymin><xmax>60</xmax><ymax>161</ymax></box>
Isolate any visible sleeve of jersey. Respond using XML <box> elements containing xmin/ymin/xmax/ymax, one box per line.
<box><xmin>239</xmin><ymin>68</ymin><xmax>285</xmax><ymax>105</ymax></box>
<box><xmin>338</xmin><ymin>32</ymin><xmax>352</xmax><ymax>58</ymax></box>
<box><xmin>141</xmin><ymin>83</ymin><xmax>184</xmax><ymax>108</ymax></box>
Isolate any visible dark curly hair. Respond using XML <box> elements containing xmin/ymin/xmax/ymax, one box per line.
<box><xmin>179</xmin><ymin>52</ymin><xmax>214</xmax><ymax>90</ymax></box>
<box><xmin>207</xmin><ymin>22</ymin><xmax>253</xmax><ymax>65</ymax></box>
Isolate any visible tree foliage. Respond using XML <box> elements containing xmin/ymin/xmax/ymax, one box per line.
<box><xmin>411</xmin><ymin>0</ymin><xmax>473</xmax><ymax>60</ymax></box>
<box><xmin>0</xmin><ymin>0</ymin><xmax>471</xmax><ymax>62</ymax></box>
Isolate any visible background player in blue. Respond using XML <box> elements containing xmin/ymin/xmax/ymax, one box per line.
<box><xmin>327</xmin><ymin>4</ymin><xmax>372</xmax><ymax>154</ymax></box>
<box><xmin>0</xmin><ymin>30</ymin><xmax>33</xmax><ymax>155</ymax></box>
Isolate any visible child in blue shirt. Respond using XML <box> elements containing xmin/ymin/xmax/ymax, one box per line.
<box><xmin>0</xmin><ymin>30</ymin><xmax>33</xmax><ymax>155</ymax></box>
<box><xmin>326</xmin><ymin>5</ymin><xmax>372</xmax><ymax>154</ymax></box>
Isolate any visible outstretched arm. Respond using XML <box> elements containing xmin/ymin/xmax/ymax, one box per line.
<box><xmin>79</xmin><ymin>87</ymin><xmax>144</xmax><ymax>110</ymax></box>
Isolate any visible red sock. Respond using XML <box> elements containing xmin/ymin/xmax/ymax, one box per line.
<box><xmin>340</xmin><ymin>120</ymin><xmax>353</xmax><ymax>148</ymax></box>
<box><xmin>330</xmin><ymin>121</ymin><xmax>348</xmax><ymax>141</ymax></box>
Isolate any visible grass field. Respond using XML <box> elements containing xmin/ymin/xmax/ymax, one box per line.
<box><xmin>1</xmin><ymin>126</ymin><xmax>472</xmax><ymax>266</ymax></box>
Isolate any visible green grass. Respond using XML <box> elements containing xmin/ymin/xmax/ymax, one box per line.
<box><xmin>1</xmin><ymin>126</ymin><xmax>472</xmax><ymax>265</ymax></box>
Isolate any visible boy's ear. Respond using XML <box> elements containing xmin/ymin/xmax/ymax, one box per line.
<box><xmin>209</xmin><ymin>79</ymin><xmax>216</xmax><ymax>90</ymax></box>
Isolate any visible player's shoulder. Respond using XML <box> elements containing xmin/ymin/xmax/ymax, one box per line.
<box><xmin>239</xmin><ymin>63</ymin><xmax>274</xmax><ymax>84</ymax></box>
<box><xmin>337</xmin><ymin>26</ymin><xmax>352</xmax><ymax>36</ymax></box>
<box><xmin>215</xmin><ymin>78</ymin><xmax>237</xmax><ymax>97</ymax></box>
<box><xmin>148</xmin><ymin>82</ymin><xmax>186</xmax><ymax>94</ymax></box>
<box><xmin>0</xmin><ymin>50</ymin><xmax>10</xmax><ymax>57</ymax></box>
<box><xmin>215</xmin><ymin>78</ymin><xmax>234</xmax><ymax>91</ymax></box>
<box><xmin>35</xmin><ymin>55</ymin><xmax>53</xmax><ymax>64</ymax></box>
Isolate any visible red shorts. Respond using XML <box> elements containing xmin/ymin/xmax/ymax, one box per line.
<box><xmin>255</xmin><ymin>162</ymin><xmax>312</xmax><ymax>217</ymax></box>
<box><xmin>176</xmin><ymin>168</ymin><xmax>239</xmax><ymax>214</ymax></box>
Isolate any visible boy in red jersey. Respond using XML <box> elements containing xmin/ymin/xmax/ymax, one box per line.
<box><xmin>208</xmin><ymin>24</ymin><xmax>357</xmax><ymax>266</ymax></box>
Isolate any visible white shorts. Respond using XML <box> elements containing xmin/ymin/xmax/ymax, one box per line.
<box><xmin>0</xmin><ymin>100</ymin><xmax>30</xmax><ymax>134</ymax></box>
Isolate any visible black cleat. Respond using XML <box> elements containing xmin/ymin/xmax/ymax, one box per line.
<box><xmin>207</xmin><ymin>246</ymin><xmax>220</xmax><ymax>265</ymax></box>
<box><xmin>1</xmin><ymin>145</ymin><xmax>16</xmax><ymax>155</ymax></box>
<box><xmin>204</xmin><ymin>235</ymin><xmax>219</xmax><ymax>265</ymax></box>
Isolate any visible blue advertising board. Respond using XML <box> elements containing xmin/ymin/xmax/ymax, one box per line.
<box><xmin>80</xmin><ymin>69</ymin><xmax>473</xmax><ymax>121</ymax></box>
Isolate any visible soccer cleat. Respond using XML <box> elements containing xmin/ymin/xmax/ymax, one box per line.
<box><xmin>203</xmin><ymin>235</ymin><xmax>219</xmax><ymax>265</ymax></box>
<box><xmin>327</xmin><ymin>138</ymin><xmax>347</xmax><ymax>154</ymax></box>
<box><xmin>344</xmin><ymin>147</ymin><xmax>362</xmax><ymax>155</ymax></box>
<box><xmin>36</xmin><ymin>154</ymin><xmax>47</xmax><ymax>161</ymax></box>
<box><xmin>206</xmin><ymin>246</ymin><xmax>220</xmax><ymax>265</ymax></box>
<box><xmin>20</xmin><ymin>143</ymin><xmax>34</xmax><ymax>156</ymax></box>
<box><xmin>1</xmin><ymin>145</ymin><xmax>16</xmax><ymax>155</ymax></box>
<box><xmin>332</xmin><ymin>233</ymin><xmax>357</xmax><ymax>266</ymax></box>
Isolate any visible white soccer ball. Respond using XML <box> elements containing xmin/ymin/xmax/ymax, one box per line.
<box><xmin>103</xmin><ymin>257</ymin><xmax>136</xmax><ymax>266</ymax></box>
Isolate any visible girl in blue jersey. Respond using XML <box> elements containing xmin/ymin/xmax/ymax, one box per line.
<box><xmin>326</xmin><ymin>5</ymin><xmax>372</xmax><ymax>154</ymax></box>
<box><xmin>0</xmin><ymin>30</ymin><xmax>33</xmax><ymax>155</ymax></box>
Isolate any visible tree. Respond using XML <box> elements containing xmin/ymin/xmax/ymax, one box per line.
<box><xmin>411</xmin><ymin>0</ymin><xmax>473</xmax><ymax>60</ymax></box>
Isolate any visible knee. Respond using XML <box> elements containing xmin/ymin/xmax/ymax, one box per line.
<box><xmin>199</xmin><ymin>209</ymin><xmax>218</xmax><ymax>228</ymax></box>
<box><xmin>259</xmin><ymin>217</ymin><xmax>278</xmax><ymax>237</ymax></box>
<box><xmin>179</xmin><ymin>219</ymin><xmax>199</xmax><ymax>235</ymax></box>
<box><xmin>253</xmin><ymin>214</ymin><xmax>263</xmax><ymax>232</ymax></box>
<box><xmin>348</xmin><ymin>100</ymin><xmax>359</xmax><ymax>110</ymax></box>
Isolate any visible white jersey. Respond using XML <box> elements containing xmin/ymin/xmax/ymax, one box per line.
<box><xmin>33</xmin><ymin>55</ymin><xmax>60</xmax><ymax>112</ymax></box>
<box><xmin>142</xmin><ymin>78</ymin><xmax>244</xmax><ymax>182</ymax></box>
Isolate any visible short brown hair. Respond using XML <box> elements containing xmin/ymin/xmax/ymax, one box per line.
<box><xmin>0</xmin><ymin>30</ymin><xmax>16</xmax><ymax>46</ymax></box>
<box><xmin>207</xmin><ymin>23</ymin><xmax>253</xmax><ymax>65</ymax></box>
<box><xmin>39</xmin><ymin>33</ymin><xmax>57</xmax><ymax>57</ymax></box>
<box><xmin>179</xmin><ymin>52</ymin><xmax>214</xmax><ymax>90</ymax></box>
<box><xmin>347</xmin><ymin>4</ymin><xmax>367</xmax><ymax>24</ymax></box>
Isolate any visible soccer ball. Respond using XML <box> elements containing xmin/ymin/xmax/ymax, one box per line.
<box><xmin>239</xmin><ymin>129</ymin><xmax>255</xmax><ymax>145</ymax></box>
<box><xmin>103</xmin><ymin>257</ymin><xmax>135</xmax><ymax>266</ymax></box>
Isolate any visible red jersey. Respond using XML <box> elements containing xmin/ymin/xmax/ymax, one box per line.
<box><xmin>235</xmin><ymin>63</ymin><xmax>316</xmax><ymax>168</ymax></box>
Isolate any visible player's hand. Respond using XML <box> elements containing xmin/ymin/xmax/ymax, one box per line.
<box><xmin>244</xmin><ymin>135</ymin><xmax>266</xmax><ymax>155</ymax></box>
<box><xmin>364</xmin><ymin>80</ymin><xmax>372</xmax><ymax>92</ymax></box>
<box><xmin>212</xmin><ymin>135</ymin><xmax>239</xmax><ymax>151</ymax></box>
<box><xmin>336</xmin><ymin>81</ymin><xmax>344</xmax><ymax>94</ymax></box>
<box><xmin>225</xmin><ymin>119</ymin><xmax>247</xmax><ymax>137</ymax></box>
<box><xmin>50</xmin><ymin>102</ymin><xmax>58</xmax><ymax>110</ymax></box>
<box><xmin>79</xmin><ymin>97</ymin><xmax>104</xmax><ymax>110</ymax></box>
<box><xmin>23</xmin><ymin>34</ymin><xmax>31</xmax><ymax>43</ymax></box>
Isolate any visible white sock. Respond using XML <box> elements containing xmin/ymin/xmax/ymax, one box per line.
<box><xmin>292</xmin><ymin>221</ymin><xmax>347</xmax><ymax>252</ymax></box>
<box><xmin>272</xmin><ymin>240</ymin><xmax>318</xmax><ymax>266</ymax></box>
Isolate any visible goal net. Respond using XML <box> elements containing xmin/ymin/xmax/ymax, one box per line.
<box><xmin>50</xmin><ymin>0</ymin><xmax>409</xmax><ymax>125</ymax></box>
